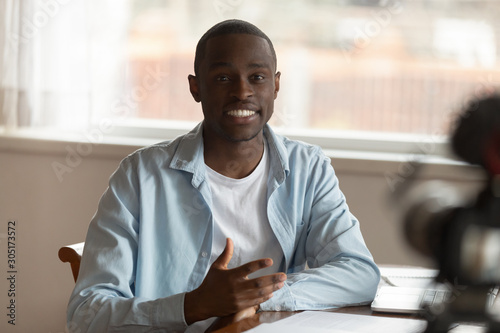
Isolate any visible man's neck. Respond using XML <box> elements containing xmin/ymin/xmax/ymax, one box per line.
<box><xmin>203</xmin><ymin>135</ymin><xmax>265</xmax><ymax>179</ymax></box>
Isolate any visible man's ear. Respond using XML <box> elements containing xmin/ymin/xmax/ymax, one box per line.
<box><xmin>274</xmin><ymin>71</ymin><xmax>281</xmax><ymax>99</ymax></box>
<box><xmin>188</xmin><ymin>74</ymin><xmax>201</xmax><ymax>103</ymax></box>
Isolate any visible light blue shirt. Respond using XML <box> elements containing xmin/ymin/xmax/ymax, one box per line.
<box><xmin>67</xmin><ymin>123</ymin><xmax>380</xmax><ymax>332</ymax></box>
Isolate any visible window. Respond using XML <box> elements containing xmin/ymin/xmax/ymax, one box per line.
<box><xmin>117</xmin><ymin>0</ymin><xmax>500</xmax><ymax>141</ymax></box>
<box><xmin>2</xmin><ymin>0</ymin><xmax>500</xmax><ymax>156</ymax></box>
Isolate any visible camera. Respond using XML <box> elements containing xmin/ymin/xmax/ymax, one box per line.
<box><xmin>401</xmin><ymin>94</ymin><xmax>500</xmax><ymax>332</ymax></box>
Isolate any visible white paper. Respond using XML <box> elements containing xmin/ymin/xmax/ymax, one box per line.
<box><xmin>380</xmin><ymin>267</ymin><xmax>440</xmax><ymax>288</ymax></box>
<box><xmin>246</xmin><ymin>311</ymin><xmax>427</xmax><ymax>333</ymax></box>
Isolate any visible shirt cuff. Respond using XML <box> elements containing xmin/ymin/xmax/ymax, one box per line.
<box><xmin>258</xmin><ymin>283</ymin><xmax>296</xmax><ymax>312</ymax></box>
<box><xmin>152</xmin><ymin>292</ymin><xmax>188</xmax><ymax>332</ymax></box>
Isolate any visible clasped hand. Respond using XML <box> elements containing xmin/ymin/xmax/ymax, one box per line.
<box><xmin>184</xmin><ymin>238</ymin><xmax>287</xmax><ymax>324</ymax></box>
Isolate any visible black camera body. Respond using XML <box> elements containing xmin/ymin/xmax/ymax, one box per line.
<box><xmin>405</xmin><ymin>182</ymin><xmax>500</xmax><ymax>286</ymax></box>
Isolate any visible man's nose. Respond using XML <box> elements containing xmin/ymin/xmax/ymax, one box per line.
<box><xmin>231</xmin><ymin>78</ymin><xmax>253</xmax><ymax>100</ymax></box>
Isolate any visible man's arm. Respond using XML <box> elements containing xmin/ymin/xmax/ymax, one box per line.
<box><xmin>260</xmin><ymin>149</ymin><xmax>380</xmax><ymax>312</ymax></box>
<box><xmin>69</xmin><ymin>240</ymin><xmax>284</xmax><ymax>332</ymax></box>
<box><xmin>69</xmin><ymin>220</ymin><xmax>285</xmax><ymax>332</ymax></box>
<box><xmin>66</xmin><ymin>160</ymin><xmax>188</xmax><ymax>332</ymax></box>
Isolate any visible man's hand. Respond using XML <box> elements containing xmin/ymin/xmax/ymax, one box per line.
<box><xmin>204</xmin><ymin>306</ymin><xmax>259</xmax><ymax>332</ymax></box>
<box><xmin>184</xmin><ymin>238</ymin><xmax>286</xmax><ymax>324</ymax></box>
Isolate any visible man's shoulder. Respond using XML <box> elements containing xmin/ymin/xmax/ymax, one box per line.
<box><xmin>121</xmin><ymin>130</ymin><xmax>196</xmax><ymax>168</ymax></box>
<box><xmin>127</xmin><ymin>138</ymin><xmax>178</xmax><ymax>161</ymax></box>
<box><xmin>270</xmin><ymin>129</ymin><xmax>326</xmax><ymax>161</ymax></box>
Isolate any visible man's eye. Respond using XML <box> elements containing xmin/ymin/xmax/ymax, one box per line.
<box><xmin>216</xmin><ymin>76</ymin><xmax>230</xmax><ymax>82</ymax></box>
<box><xmin>252</xmin><ymin>75</ymin><xmax>264</xmax><ymax>80</ymax></box>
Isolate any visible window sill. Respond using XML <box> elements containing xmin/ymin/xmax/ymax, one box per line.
<box><xmin>0</xmin><ymin>126</ymin><xmax>484</xmax><ymax>182</ymax></box>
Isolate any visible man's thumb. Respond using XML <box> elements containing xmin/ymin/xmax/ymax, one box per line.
<box><xmin>214</xmin><ymin>238</ymin><xmax>233</xmax><ymax>269</ymax></box>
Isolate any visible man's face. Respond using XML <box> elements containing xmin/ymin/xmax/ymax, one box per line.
<box><xmin>189</xmin><ymin>34</ymin><xmax>280</xmax><ymax>143</ymax></box>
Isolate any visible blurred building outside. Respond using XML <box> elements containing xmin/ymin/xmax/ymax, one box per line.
<box><xmin>122</xmin><ymin>0</ymin><xmax>500</xmax><ymax>137</ymax></box>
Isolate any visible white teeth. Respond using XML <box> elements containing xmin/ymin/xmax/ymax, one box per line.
<box><xmin>227</xmin><ymin>110</ymin><xmax>256</xmax><ymax>117</ymax></box>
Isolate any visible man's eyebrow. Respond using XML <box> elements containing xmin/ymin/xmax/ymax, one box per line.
<box><xmin>248</xmin><ymin>63</ymin><xmax>271</xmax><ymax>70</ymax></box>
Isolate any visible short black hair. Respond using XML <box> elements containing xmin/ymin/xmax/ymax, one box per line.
<box><xmin>451</xmin><ymin>94</ymin><xmax>500</xmax><ymax>167</ymax></box>
<box><xmin>194</xmin><ymin>19</ymin><xmax>277</xmax><ymax>76</ymax></box>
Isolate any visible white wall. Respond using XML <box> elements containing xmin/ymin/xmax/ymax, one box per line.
<box><xmin>0</xmin><ymin>136</ymin><xmax>485</xmax><ymax>332</ymax></box>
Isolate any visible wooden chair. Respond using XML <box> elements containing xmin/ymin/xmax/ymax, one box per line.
<box><xmin>58</xmin><ymin>242</ymin><xmax>84</xmax><ymax>282</ymax></box>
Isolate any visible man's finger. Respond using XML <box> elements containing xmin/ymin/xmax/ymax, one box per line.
<box><xmin>240</xmin><ymin>272</ymin><xmax>287</xmax><ymax>291</ymax></box>
<box><xmin>234</xmin><ymin>280</ymin><xmax>285</xmax><ymax>309</ymax></box>
<box><xmin>231</xmin><ymin>258</ymin><xmax>276</xmax><ymax>278</ymax></box>
<box><xmin>212</xmin><ymin>238</ymin><xmax>234</xmax><ymax>269</ymax></box>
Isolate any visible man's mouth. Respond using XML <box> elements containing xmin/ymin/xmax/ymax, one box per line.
<box><xmin>226</xmin><ymin>109</ymin><xmax>257</xmax><ymax>117</ymax></box>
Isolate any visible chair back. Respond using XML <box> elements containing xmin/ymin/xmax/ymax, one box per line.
<box><xmin>58</xmin><ymin>242</ymin><xmax>84</xmax><ymax>282</ymax></box>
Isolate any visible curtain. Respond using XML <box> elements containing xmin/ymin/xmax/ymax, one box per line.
<box><xmin>0</xmin><ymin>0</ymin><xmax>129</xmax><ymax>132</ymax></box>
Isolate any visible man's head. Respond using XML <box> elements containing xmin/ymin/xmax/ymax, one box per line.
<box><xmin>188</xmin><ymin>20</ymin><xmax>280</xmax><ymax>144</ymax></box>
<box><xmin>194</xmin><ymin>19</ymin><xmax>277</xmax><ymax>76</ymax></box>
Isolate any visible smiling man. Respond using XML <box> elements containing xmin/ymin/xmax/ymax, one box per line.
<box><xmin>67</xmin><ymin>20</ymin><xmax>380</xmax><ymax>333</ymax></box>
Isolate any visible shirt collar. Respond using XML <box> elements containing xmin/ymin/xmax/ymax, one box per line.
<box><xmin>169</xmin><ymin>122</ymin><xmax>289</xmax><ymax>186</ymax></box>
<box><xmin>263</xmin><ymin>124</ymin><xmax>289</xmax><ymax>184</ymax></box>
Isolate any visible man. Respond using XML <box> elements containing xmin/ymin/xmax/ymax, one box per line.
<box><xmin>67</xmin><ymin>19</ymin><xmax>380</xmax><ymax>332</ymax></box>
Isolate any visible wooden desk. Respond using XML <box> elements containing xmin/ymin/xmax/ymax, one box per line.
<box><xmin>212</xmin><ymin>306</ymin><xmax>486</xmax><ymax>333</ymax></box>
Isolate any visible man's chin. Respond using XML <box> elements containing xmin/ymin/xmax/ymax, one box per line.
<box><xmin>224</xmin><ymin>130</ymin><xmax>262</xmax><ymax>143</ymax></box>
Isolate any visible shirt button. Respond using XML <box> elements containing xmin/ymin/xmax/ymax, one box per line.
<box><xmin>201</xmin><ymin>252</ymin><xmax>208</xmax><ymax>257</ymax></box>
<box><xmin>276</xmin><ymin>305</ymin><xmax>281</xmax><ymax>311</ymax></box>
<box><xmin>176</xmin><ymin>160</ymin><xmax>186</xmax><ymax>168</ymax></box>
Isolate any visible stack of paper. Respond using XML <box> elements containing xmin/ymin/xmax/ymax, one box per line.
<box><xmin>246</xmin><ymin>311</ymin><xmax>427</xmax><ymax>333</ymax></box>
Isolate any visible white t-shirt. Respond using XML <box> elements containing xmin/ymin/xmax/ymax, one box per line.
<box><xmin>205</xmin><ymin>141</ymin><xmax>284</xmax><ymax>278</ymax></box>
